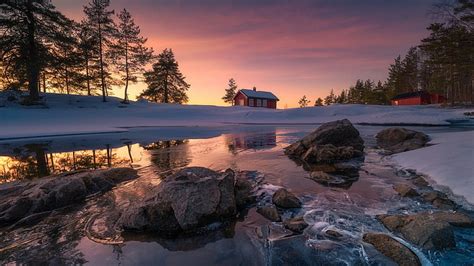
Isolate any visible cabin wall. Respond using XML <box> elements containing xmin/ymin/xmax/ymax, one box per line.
<box><xmin>392</xmin><ymin>97</ymin><xmax>422</xmax><ymax>105</ymax></box>
<box><xmin>267</xmin><ymin>100</ymin><xmax>277</xmax><ymax>109</ymax></box>
<box><xmin>234</xmin><ymin>92</ymin><xmax>247</xmax><ymax>106</ymax></box>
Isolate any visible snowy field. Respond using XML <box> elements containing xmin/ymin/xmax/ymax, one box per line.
<box><xmin>394</xmin><ymin>131</ymin><xmax>474</xmax><ymax>205</ymax></box>
<box><xmin>1</xmin><ymin>93</ymin><xmax>472</xmax><ymax>140</ymax></box>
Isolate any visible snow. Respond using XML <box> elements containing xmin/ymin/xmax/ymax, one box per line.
<box><xmin>0</xmin><ymin>93</ymin><xmax>472</xmax><ymax>140</ymax></box>
<box><xmin>393</xmin><ymin>131</ymin><xmax>474</xmax><ymax>205</ymax></box>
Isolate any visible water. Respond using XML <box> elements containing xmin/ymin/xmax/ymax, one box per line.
<box><xmin>0</xmin><ymin>125</ymin><xmax>473</xmax><ymax>265</ymax></box>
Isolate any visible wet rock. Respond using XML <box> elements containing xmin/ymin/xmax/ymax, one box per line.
<box><xmin>422</xmin><ymin>191</ymin><xmax>457</xmax><ymax>210</ymax></box>
<box><xmin>324</xmin><ymin>229</ymin><xmax>343</xmax><ymax>239</ymax></box>
<box><xmin>284</xmin><ymin>119</ymin><xmax>364</xmax><ymax>163</ymax></box>
<box><xmin>393</xmin><ymin>183</ymin><xmax>419</xmax><ymax>197</ymax></box>
<box><xmin>377</xmin><ymin>211</ymin><xmax>474</xmax><ymax>250</ymax></box>
<box><xmin>257</xmin><ymin>205</ymin><xmax>281</xmax><ymax>222</ymax></box>
<box><xmin>119</xmin><ymin>167</ymin><xmax>239</xmax><ymax>235</ymax></box>
<box><xmin>272</xmin><ymin>188</ymin><xmax>301</xmax><ymax>209</ymax></box>
<box><xmin>363</xmin><ymin>233</ymin><xmax>421</xmax><ymax>266</ymax></box>
<box><xmin>376</xmin><ymin>128</ymin><xmax>429</xmax><ymax>154</ymax></box>
<box><xmin>234</xmin><ymin>178</ymin><xmax>256</xmax><ymax>208</ymax></box>
<box><xmin>309</xmin><ymin>171</ymin><xmax>358</xmax><ymax>188</ymax></box>
<box><xmin>0</xmin><ymin>168</ymin><xmax>138</xmax><ymax>226</ymax></box>
<box><xmin>283</xmin><ymin>216</ymin><xmax>308</xmax><ymax>234</ymax></box>
<box><xmin>411</xmin><ymin>176</ymin><xmax>429</xmax><ymax>187</ymax></box>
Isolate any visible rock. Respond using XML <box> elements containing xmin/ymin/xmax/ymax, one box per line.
<box><xmin>285</xmin><ymin>119</ymin><xmax>364</xmax><ymax>163</ymax></box>
<box><xmin>309</xmin><ymin>171</ymin><xmax>358</xmax><ymax>189</ymax></box>
<box><xmin>363</xmin><ymin>233</ymin><xmax>421</xmax><ymax>266</ymax></box>
<box><xmin>119</xmin><ymin>167</ymin><xmax>239</xmax><ymax>235</ymax></box>
<box><xmin>393</xmin><ymin>183</ymin><xmax>419</xmax><ymax>197</ymax></box>
<box><xmin>257</xmin><ymin>205</ymin><xmax>281</xmax><ymax>222</ymax></box>
<box><xmin>234</xmin><ymin>178</ymin><xmax>256</xmax><ymax>208</ymax></box>
<box><xmin>272</xmin><ymin>188</ymin><xmax>301</xmax><ymax>209</ymax></box>
<box><xmin>422</xmin><ymin>191</ymin><xmax>457</xmax><ymax>210</ymax></box>
<box><xmin>377</xmin><ymin>211</ymin><xmax>474</xmax><ymax>250</ymax></box>
<box><xmin>376</xmin><ymin>128</ymin><xmax>429</xmax><ymax>154</ymax></box>
<box><xmin>0</xmin><ymin>168</ymin><xmax>138</xmax><ymax>226</ymax></box>
<box><xmin>283</xmin><ymin>216</ymin><xmax>308</xmax><ymax>233</ymax></box>
<box><xmin>411</xmin><ymin>176</ymin><xmax>429</xmax><ymax>187</ymax></box>
<box><xmin>325</xmin><ymin>229</ymin><xmax>343</xmax><ymax>238</ymax></box>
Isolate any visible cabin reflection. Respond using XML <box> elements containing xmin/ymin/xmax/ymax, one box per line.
<box><xmin>227</xmin><ymin>132</ymin><xmax>277</xmax><ymax>154</ymax></box>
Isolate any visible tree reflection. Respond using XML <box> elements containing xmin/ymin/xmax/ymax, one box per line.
<box><xmin>0</xmin><ymin>144</ymin><xmax>129</xmax><ymax>182</ymax></box>
<box><xmin>142</xmin><ymin>140</ymin><xmax>191</xmax><ymax>174</ymax></box>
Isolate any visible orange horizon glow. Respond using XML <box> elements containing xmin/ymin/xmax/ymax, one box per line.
<box><xmin>53</xmin><ymin>0</ymin><xmax>434</xmax><ymax>108</ymax></box>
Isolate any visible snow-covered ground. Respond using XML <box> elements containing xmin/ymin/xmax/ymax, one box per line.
<box><xmin>393</xmin><ymin>131</ymin><xmax>474</xmax><ymax>205</ymax></box>
<box><xmin>1</xmin><ymin>93</ymin><xmax>471</xmax><ymax>140</ymax></box>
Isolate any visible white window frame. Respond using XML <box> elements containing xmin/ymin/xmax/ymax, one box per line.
<box><xmin>256</xmin><ymin>99</ymin><xmax>262</xmax><ymax>107</ymax></box>
<box><xmin>262</xmin><ymin>99</ymin><xmax>267</xmax><ymax>107</ymax></box>
<box><xmin>248</xmin><ymin>99</ymin><xmax>254</xmax><ymax>106</ymax></box>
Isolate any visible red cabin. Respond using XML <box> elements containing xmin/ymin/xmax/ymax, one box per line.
<box><xmin>233</xmin><ymin>88</ymin><xmax>279</xmax><ymax>109</ymax></box>
<box><xmin>391</xmin><ymin>91</ymin><xmax>446</xmax><ymax>106</ymax></box>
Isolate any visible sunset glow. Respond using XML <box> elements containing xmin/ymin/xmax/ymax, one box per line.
<box><xmin>54</xmin><ymin>0</ymin><xmax>434</xmax><ymax>107</ymax></box>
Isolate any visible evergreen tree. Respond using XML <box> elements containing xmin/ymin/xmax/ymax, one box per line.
<box><xmin>314</xmin><ymin>97</ymin><xmax>324</xmax><ymax>106</ymax></box>
<box><xmin>222</xmin><ymin>78</ymin><xmax>238</xmax><ymax>105</ymax></box>
<box><xmin>0</xmin><ymin>0</ymin><xmax>76</xmax><ymax>101</ymax></box>
<box><xmin>324</xmin><ymin>89</ymin><xmax>335</xmax><ymax>105</ymax></box>
<box><xmin>78</xmin><ymin>20</ymin><xmax>99</xmax><ymax>96</ymax></box>
<box><xmin>140</xmin><ymin>49</ymin><xmax>190</xmax><ymax>104</ymax></box>
<box><xmin>298</xmin><ymin>95</ymin><xmax>310</xmax><ymax>107</ymax></box>
<box><xmin>385</xmin><ymin>56</ymin><xmax>405</xmax><ymax>98</ymax></box>
<box><xmin>111</xmin><ymin>9</ymin><xmax>153</xmax><ymax>103</ymax></box>
<box><xmin>84</xmin><ymin>0</ymin><xmax>117</xmax><ymax>102</ymax></box>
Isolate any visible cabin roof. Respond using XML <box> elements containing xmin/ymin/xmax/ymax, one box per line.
<box><xmin>391</xmin><ymin>91</ymin><xmax>430</xmax><ymax>100</ymax></box>
<box><xmin>237</xmin><ymin>89</ymin><xmax>279</xmax><ymax>101</ymax></box>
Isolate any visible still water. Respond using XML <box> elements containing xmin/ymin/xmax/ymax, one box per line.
<box><xmin>0</xmin><ymin>125</ymin><xmax>473</xmax><ymax>265</ymax></box>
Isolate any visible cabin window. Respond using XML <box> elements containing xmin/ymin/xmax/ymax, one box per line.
<box><xmin>249</xmin><ymin>99</ymin><xmax>254</xmax><ymax>106</ymax></box>
<box><xmin>263</xmin><ymin>99</ymin><xmax>267</xmax><ymax>107</ymax></box>
<box><xmin>256</xmin><ymin>99</ymin><xmax>262</xmax><ymax>107</ymax></box>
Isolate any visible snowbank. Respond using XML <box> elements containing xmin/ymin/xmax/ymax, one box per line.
<box><xmin>1</xmin><ymin>93</ymin><xmax>471</xmax><ymax>140</ymax></box>
<box><xmin>393</xmin><ymin>131</ymin><xmax>474</xmax><ymax>205</ymax></box>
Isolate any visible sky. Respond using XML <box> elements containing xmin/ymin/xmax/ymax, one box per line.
<box><xmin>53</xmin><ymin>0</ymin><xmax>437</xmax><ymax>108</ymax></box>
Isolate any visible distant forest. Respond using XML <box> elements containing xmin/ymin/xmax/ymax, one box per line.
<box><xmin>0</xmin><ymin>0</ymin><xmax>189</xmax><ymax>104</ymax></box>
<box><xmin>315</xmin><ymin>0</ymin><xmax>473</xmax><ymax>107</ymax></box>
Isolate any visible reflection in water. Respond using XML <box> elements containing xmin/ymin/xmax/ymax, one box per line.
<box><xmin>228</xmin><ymin>132</ymin><xmax>277</xmax><ymax>153</ymax></box>
<box><xmin>0</xmin><ymin>145</ymin><xmax>129</xmax><ymax>183</ymax></box>
<box><xmin>143</xmin><ymin>140</ymin><xmax>191</xmax><ymax>174</ymax></box>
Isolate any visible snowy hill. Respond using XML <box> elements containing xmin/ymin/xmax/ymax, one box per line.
<box><xmin>1</xmin><ymin>93</ymin><xmax>471</xmax><ymax>140</ymax></box>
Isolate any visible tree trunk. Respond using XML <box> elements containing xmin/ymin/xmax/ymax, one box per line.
<box><xmin>85</xmin><ymin>53</ymin><xmax>91</xmax><ymax>96</ymax></box>
<box><xmin>164</xmin><ymin>70</ymin><xmax>169</xmax><ymax>103</ymax></box>
<box><xmin>26</xmin><ymin>0</ymin><xmax>40</xmax><ymax>101</ymax></box>
<box><xmin>123</xmin><ymin>42</ymin><xmax>129</xmax><ymax>103</ymax></box>
<box><xmin>42</xmin><ymin>73</ymin><xmax>46</xmax><ymax>93</ymax></box>
<box><xmin>98</xmin><ymin>14</ymin><xmax>106</xmax><ymax>102</ymax></box>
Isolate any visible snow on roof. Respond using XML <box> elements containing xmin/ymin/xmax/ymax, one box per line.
<box><xmin>238</xmin><ymin>89</ymin><xmax>279</xmax><ymax>100</ymax></box>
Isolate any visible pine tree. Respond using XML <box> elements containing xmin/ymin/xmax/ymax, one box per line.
<box><xmin>111</xmin><ymin>9</ymin><xmax>153</xmax><ymax>103</ymax></box>
<box><xmin>84</xmin><ymin>0</ymin><xmax>117</xmax><ymax>102</ymax></box>
<box><xmin>140</xmin><ymin>49</ymin><xmax>190</xmax><ymax>104</ymax></box>
<box><xmin>222</xmin><ymin>78</ymin><xmax>238</xmax><ymax>105</ymax></box>
<box><xmin>78</xmin><ymin>20</ymin><xmax>99</xmax><ymax>96</ymax></box>
<box><xmin>314</xmin><ymin>97</ymin><xmax>324</xmax><ymax>106</ymax></box>
<box><xmin>324</xmin><ymin>89</ymin><xmax>335</xmax><ymax>105</ymax></box>
<box><xmin>298</xmin><ymin>95</ymin><xmax>310</xmax><ymax>107</ymax></box>
<box><xmin>0</xmin><ymin>0</ymin><xmax>76</xmax><ymax>101</ymax></box>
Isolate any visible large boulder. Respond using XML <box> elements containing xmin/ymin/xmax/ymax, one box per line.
<box><xmin>0</xmin><ymin>168</ymin><xmax>138</xmax><ymax>226</ymax></box>
<box><xmin>285</xmin><ymin>119</ymin><xmax>364</xmax><ymax>164</ymax></box>
<box><xmin>376</xmin><ymin>128</ymin><xmax>429</xmax><ymax>154</ymax></box>
<box><xmin>363</xmin><ymin>233</ymin><xmax>421</xmax><ymax>266</ymax></box>
<box><xmin>119</xmin><ymin>167</ymin><xmax>244</xmax><ymax>235</ymax></box>
<box><xmin>377</xmin><ymin>211</ymin><xmax>474</xmax><ymax>250</ymax></box>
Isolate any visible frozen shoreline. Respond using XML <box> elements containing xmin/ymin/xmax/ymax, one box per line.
<box><xmin>2</xmin><ymin>93</ymin><xmax>471</xmax><ymax>140</ymax></box>
<box><xmin>393</xmin><ymin>130</ymin><xmax>474</xmax><ymax>205</ymax></box>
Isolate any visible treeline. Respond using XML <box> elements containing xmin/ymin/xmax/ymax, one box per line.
<box><xmin>0</xmin><ymin>0</ymin><xmax>189</xmax><ymax>104</ymax></box>
<box><xmin>317</xmin><ymin>0</ymin><xmax>473</xmax><ymax>106</ymax></box>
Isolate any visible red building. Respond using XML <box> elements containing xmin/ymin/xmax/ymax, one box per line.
<box><xmin>234</xmin><ymin>88</ymin><xmax>279</xmax><ymax>109</ymax></box>
<box><xmin>391</xmin><ymin>91</ymin><xmax>446</xmax><ymax>106</ymax></box>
